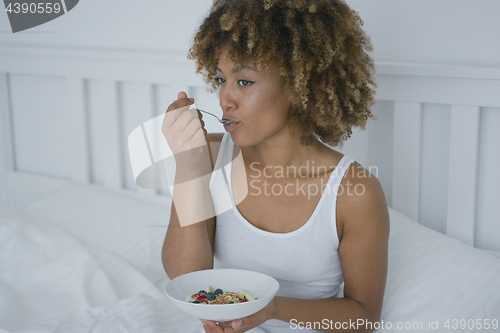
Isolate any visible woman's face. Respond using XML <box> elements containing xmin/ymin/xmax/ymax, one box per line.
<box><xmin>215</xmin><ymin>51</ymin><xmax>292</xmax><ymax>147</ymax></box>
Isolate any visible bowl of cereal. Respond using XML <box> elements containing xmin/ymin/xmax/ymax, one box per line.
<box><xmin>165</xmin><ymin>269</ymin><xmax>279</xmax><ymax>321</ymax></box>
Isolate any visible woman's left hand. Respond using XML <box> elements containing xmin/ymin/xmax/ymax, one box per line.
<box><xmin>199</xmin><ymin>297</ymin><xmax>276</xmax><ymax>332</ymax></box>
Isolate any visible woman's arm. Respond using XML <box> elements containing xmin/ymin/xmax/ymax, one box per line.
<box><xmin>272</xmin><ymin>164</ymin><xmax>389</xmax><ymax>332</ymax></box>
<box><xmin>160</xmin><ymin>91</ymin><xmax>222</xmax><ymax>280</ymax></box>
<box><xmin>162</xmin><ymin>185</ymin><xmax>216</xmax><ymax>280</ymax></box>
<box><xmin>202</xmin><ymin>163</ymin><xmax>389</xmax><ymax>333</ymax></box>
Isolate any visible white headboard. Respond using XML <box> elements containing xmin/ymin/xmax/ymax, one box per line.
<box><xmin>1</xmin><ymin>45</ymin><xmax>499</xmax><ymax>253</ymax></box>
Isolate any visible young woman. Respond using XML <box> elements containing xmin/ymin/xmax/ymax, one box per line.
<box><xmin>162</xmin><ymin>1</ymin><xmax>389</xmax><ymax>332</ymax></box>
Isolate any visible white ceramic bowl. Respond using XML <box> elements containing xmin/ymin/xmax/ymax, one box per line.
<box><xmin>165</xmin><ymin>269</ymin><xmax>279</xmax><ymax>322</ymax></box>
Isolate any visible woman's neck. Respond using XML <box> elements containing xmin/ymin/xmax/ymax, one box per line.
<box><xmin>240</xmin><ymin>131</ymin><xmax>325</xmax><ymax>172</ymax></box>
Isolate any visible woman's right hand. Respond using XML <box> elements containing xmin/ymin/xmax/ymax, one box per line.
<box><xmin>161</xmin><ymin>92</ymin><xmax>215</xmax><ymax>227</ymax></box>
<box><xmin>162</xmin><ymin>92</ymin><xmax>211</xmax><ymax>178</ymax></box>
<box><xmin>162</xmin><ymin>91</ymin><xmax>206</xmax><ymax>154</ymax></box>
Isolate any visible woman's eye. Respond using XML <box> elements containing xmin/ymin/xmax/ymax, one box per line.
<box><xmin>214</xmin><ymin>77</ymin><xmax>225</xmax><ymax>85</ymax></box>
<box><xmin>238</xmin><ymin>80</ymin><xmax>254</xmax><ymax>87</ymax></box>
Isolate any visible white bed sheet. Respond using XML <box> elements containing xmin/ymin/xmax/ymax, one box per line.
<box><xmin>0</xmin><ymin>206</ymin><xmax>202</xmax><ymax>333</ymax></box>
<box><xmin>1</xmin><ymin>183</ymin><xmax>499</xmax><ymax>333</ymax></box>
<box><xmin>0</xmin><ymin>207</ymin><xmax>265</xmax><ymax>333</ymax></box>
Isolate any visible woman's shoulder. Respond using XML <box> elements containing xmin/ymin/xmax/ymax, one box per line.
<box><xmin>341</xmin><ymin>160</ymin><xmax>383</xmax><ymax>194</ymax></box>
<box><xmin>335</xmin><ymin>158</ymin><xmax>389</xmax><ymax>241</ymax></box>
<box><xmin>338</xmin><ymin>158</ymin><xmax>387</xmax><ymax>211</ymax></box>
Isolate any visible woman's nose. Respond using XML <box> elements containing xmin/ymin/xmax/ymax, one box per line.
<box><xmin>219</xmin><ymin>85</ymin><xmax>237</xmax><ymax>112</ymax></box>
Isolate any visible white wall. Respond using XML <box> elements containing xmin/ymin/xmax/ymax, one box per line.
<box><xmin>1</xmin><ymin>0</ymin><xmax>499</xmax><ymax>67</ymax></box>
<box><xmin>0</xmin><ymin>0</ymin><xmax>212</xmax><ymax>54</ymax></box>
<box><xmin>346</xmin><ymin>0</ymin><xmax>500</xmax><ymax>67</ymax></box>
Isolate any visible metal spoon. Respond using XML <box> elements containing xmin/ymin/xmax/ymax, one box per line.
<box><xmin>172</xmin><ymin>100</ymin><xmax>232</xmax><ymax>125</ymax></box>
<box><xmin>197</xmin><ymin>108</ymin><xmax>232</xmax><ymax>125</ymax></box>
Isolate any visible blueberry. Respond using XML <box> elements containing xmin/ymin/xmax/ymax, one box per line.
<box><xmin>206</xmin><ymin>292</ymin><xmax>216</xmax><ymax>301</ymax></box>
<box><xmin>192</xmin><ymin>300</ymin><xmax>200</xmax><ymax>304</ymax></box>
<box><xmin>229</xmin><ymin>301</ymin><xmax>234</xmax><ymax>304</ymax></box>
<box><xmin>198</xmin><ymin>290</ymin><xmax>207</xmax><ymax>295</ymax></box>
<box><xmin>214</xmin><ymin>288</ymin><xmax>223</xmax><ymax>295</ymax></box>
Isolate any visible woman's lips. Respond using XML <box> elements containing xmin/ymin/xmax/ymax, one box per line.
<box><xmin>222</xmin><ymin>116</ymin><xmax>239</xmax><ymax>132</ymax></box>
<box><xmin>223</xmin><ymin>121</ymin><xmax>239</xmax><ymax>132</ymax></box>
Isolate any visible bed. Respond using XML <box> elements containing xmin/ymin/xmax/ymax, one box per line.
<box><xmin>1</xmin><ymin>183</ymin><xmax>499</xmax><ymax>332</ymax></box>
<box><xmin>1</xmin><ymin>45</ymin><xmax>500</xmax><ymax>332</ymax></box>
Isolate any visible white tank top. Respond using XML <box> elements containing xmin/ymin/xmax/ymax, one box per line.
<box><xmin>209</xmin><ymin>133</ymin><xmax>354</xmax><ymax>333</ymax></box>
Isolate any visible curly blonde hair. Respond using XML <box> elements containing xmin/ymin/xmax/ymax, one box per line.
<box><xmin>188</xmin><ymin>0</ymin><xmax>376</xmax><ymax>146</ymax></box>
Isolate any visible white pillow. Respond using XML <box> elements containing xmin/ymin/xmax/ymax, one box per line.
<box><xmin>382</xmin><ymin>208</ymin><xmax>500</xmax><ymax>332</ymax></box>
<box><xmin>25</xmin><ymin>183</ymin><xmax>171</xmax><ymax>285</ymax></box>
